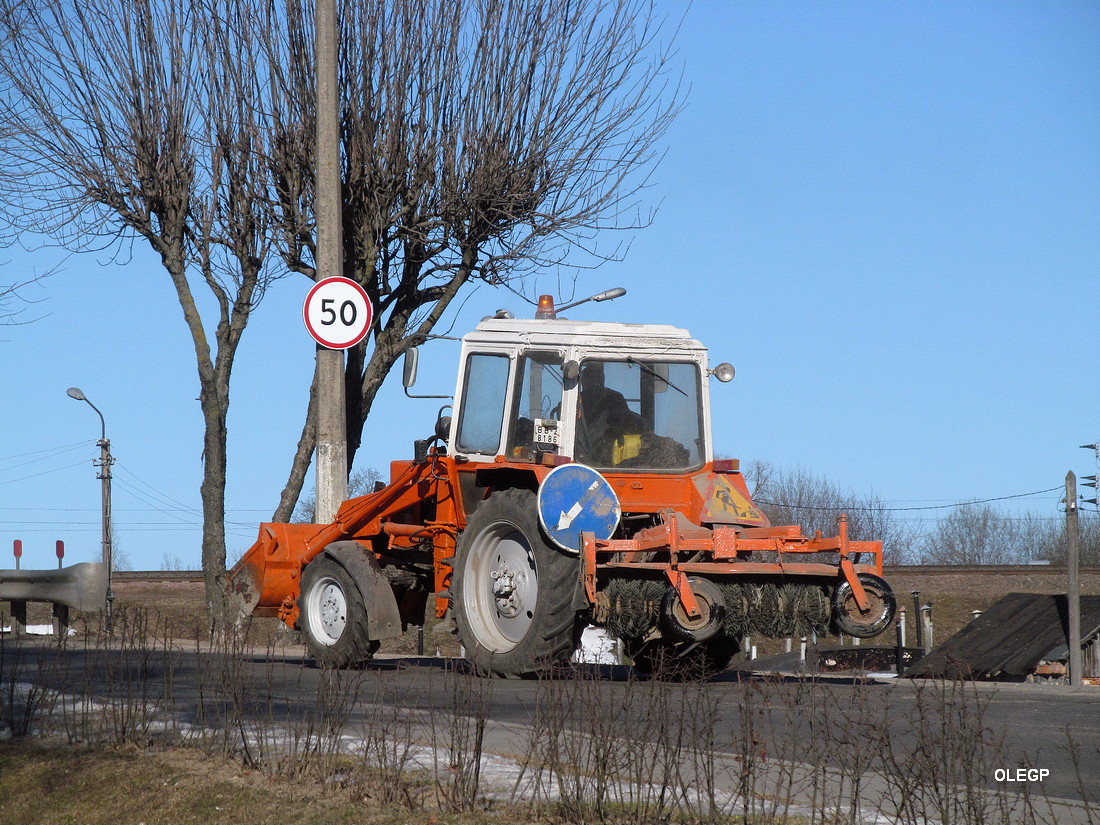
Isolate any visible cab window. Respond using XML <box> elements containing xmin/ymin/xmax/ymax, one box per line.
<box><xmin>455</xmin><ymin>353</ymin><xmax>511</xmax><ymax>455</ymax></box>
<box><xmin>507</xmin><ymin>353</ymin><xmax>565</xmax><ymax>456</ymax></box>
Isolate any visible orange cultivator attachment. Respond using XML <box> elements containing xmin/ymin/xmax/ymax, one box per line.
<box><xmin>582</xmin><ymin>510</ymin><xmax>895</xmax><ymax>640</ymax></box>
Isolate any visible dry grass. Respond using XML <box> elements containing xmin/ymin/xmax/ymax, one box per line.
<box><xmin>884</xmin><ymin>567</ymin><xmax>1100</xmax><ymax>646</ymax></box>
<box><xmin>0</xmin><ymin>738</ymin><xmax>504</xmax><ymax>825</ymax></box>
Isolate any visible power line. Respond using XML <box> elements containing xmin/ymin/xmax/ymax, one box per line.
<box><xmin>0</xmin><ymin>440</ymin><xmax>93</xmax><ymax>465</ymax></box>
<box><xmin>0</xmin><ymin>460</ymin><xmax>90</xmax><ymax>486</ymax></box>
<box><xmin>112</xmin><ymin>464</ymin><xmax>260</xmax><ymax>528</ymax></box>
<box><xmin>112</xmin><ymin>463</ymin><xmax>202</xmax><ymax>515</ymax></box>
<box><xmin>0</xmin><ymin>506</ymin><xmax>270</xmax><ymax>513</ymax></box>
<box><xmin>756</xmin><ymin>486</ymin><xmax>1064</xmax><ymax>514</ymax></box>
<box><xmin>112</xmin><ymin>477</ymin><xmax>202</xmax><ymax>526</ymax></box>
<box><xmin>2</xmin><ymin>522</ymin><xmax>256</xmax><ymax>536</ymax></box>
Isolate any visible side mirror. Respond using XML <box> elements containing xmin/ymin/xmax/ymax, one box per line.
<box><xmin>402</xmin><ymin>347</ymin><xmax>453</xmax><ymax>401</ymax></box>
<box><xmin>402</xmin><ymin>347</ymin><xmax>419</xmax><ymax>389</ymax></box>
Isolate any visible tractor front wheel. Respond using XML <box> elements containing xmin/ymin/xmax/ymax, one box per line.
<box><xmin>299</xmin><ymin>557</ymin><xmax>379</xmax><ymax>667</ymax></box>
<box><xmin>452</xmin><ymin>488</ymin><xmax>582</xmax><ymax>677</ymax></box>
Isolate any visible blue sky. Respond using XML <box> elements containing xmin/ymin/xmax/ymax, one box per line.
<box><xmin>3</xmin><ymin>0</ymin><xmax>1098</xmax><ymax>572</ymax></box>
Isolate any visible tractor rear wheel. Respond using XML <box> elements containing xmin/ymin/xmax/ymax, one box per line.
<box><xmin>452</xmin><ymin>488</ymin><xmax>582</xmax><ymax>677</ymax></box>
<box><xmin>299</xmin><ymin>557</ymin><xmax>379</xmax><ymax>667</ymax></box>
<box><xmin>832</xmin><ymin>572</ymin><xmax>896</xmax><ymax>638</ymax></box>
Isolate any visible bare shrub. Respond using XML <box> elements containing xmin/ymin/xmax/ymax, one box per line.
<box><xmin>429</xmin><ymin>664</ymin><xmax>493</xmax><ymax>812</ymax></box>
<box><xmin>7</xmin><ymin>615</ymin><xmax>1091</xmax><ymax>824</ymax></box>
<box><xmin>59</xmin><ymin>606</ymin><xmax>179</xmax><ymax>746</ymax></box>
<box><xmin>0</xmin><ymin>623</ymin><xmax>54</xmax><ymax>736</ymax></box>
<box><xmin>1062</xmin><ymin>724</ymin><xmax>1099</xmax><ymax>821</ymax></box>
<box><xmin>519</xmin><ymin>667</ymin><xmax>732</xmax><ymax>824</ymax></box>
<box><xmin>875</xmin><ymin>679</ymin><xmax>1037</xmax><ymax>825</ymax></box>
<box><xmin>353</xmin><ymin>679</ymin><xmax>428</xmax><ymax>810</ymax></box>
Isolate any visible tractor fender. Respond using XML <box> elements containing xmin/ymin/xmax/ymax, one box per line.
<box><xmin>320</xmin><ymin>540</ymin><xmax>402</xmax><ymax>640</ymax></box>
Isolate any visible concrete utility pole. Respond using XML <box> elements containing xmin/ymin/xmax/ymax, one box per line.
<box><xmin>1065</xmin><ymin>471</ymin><xmax>1082</xmax><ymax>686</ymax></box>
<box><xmin>314</xmin><ymin>0</ymin><xmax>348</xmax><ymax>524</ymax></box>
<box><xmin>66</xmin><ymin>387</ymin><xmax>114</xmax><ymax>629</ymax></box>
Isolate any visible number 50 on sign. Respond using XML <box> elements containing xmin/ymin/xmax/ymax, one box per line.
<box><xmin>303</xmin><ymin>277</ymin><xmax>373</xmax><ymax>350</ymax></box>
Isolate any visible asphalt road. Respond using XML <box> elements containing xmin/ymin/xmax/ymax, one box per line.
<box><xmin>3</xmin><ymin>640</ymin><xmax>1098</xmax><ymax>819</ymax></box>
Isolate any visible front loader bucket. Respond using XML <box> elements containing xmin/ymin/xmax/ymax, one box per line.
<box><xmin>222</xmin><ymin>522</ymin><xmax>328</xmax><ymax>620</ymax></box>
<box><xmin>220</xmin><ymin>563</ymin><xmax>260</xmax><ymax>620</ymax></box>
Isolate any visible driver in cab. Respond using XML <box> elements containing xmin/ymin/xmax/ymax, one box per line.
<box><xmin>576</xmin><ymin>363</ymin><xmax>643</xmax><ymax>465</ymax></box>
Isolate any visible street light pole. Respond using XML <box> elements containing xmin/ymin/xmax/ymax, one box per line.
<box><xmin>66</xmin><ymin>387</ymin><xmax>114</xmax><ymax>629</ymax></box>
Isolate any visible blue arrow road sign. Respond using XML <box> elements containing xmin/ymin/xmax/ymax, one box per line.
<box><xmin>537</xmin><ymin>463</ymin><xmax>621</xmax><ymax>553</ymax></box>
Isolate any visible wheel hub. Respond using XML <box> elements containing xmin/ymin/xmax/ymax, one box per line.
<box><xmin>492</xmin><ymin>566</ymin><xmax>522</xmax><ymax>618</ymax></box>
<box><xmin>471</xmin><ymin>530</ymin><xmax>538</xmax><ymax>645</ymax></box>
<box><xmin>314</xmin><ymin>581</ymin><xmax>347</xmax><ymax>643</ymax></box>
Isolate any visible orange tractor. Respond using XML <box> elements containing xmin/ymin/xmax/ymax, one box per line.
<box><xmin>225</xmin><ymin>292</ymin><xmax>895</xmax><ymax>677</ymax></box>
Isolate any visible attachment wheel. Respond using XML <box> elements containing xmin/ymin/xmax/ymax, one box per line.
<box><xmin>832</xmin><ymin>572</ymin><xmax>896</xmax><ymax>638</ymax></box>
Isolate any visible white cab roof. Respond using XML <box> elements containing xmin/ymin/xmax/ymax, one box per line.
<box><xmin>463</xmin><ymin>317</ymin><xmax>706</xmax><ymax>355</ymax></box>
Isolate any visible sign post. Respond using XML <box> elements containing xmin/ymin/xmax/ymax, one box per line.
<box><xmin>312</xmin><ymin>0</ymin><xmax>344</xmax><ymax>525</ymax></box>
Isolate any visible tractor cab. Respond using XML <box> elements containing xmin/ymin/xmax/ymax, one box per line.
<box><xmin>444</xmin><ymin>303</ymin><xmax>734</xmax><ymax>474</ymax></box>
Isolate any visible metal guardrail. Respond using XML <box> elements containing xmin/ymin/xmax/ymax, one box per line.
<box><xmin>0</xmin><ymin>562</ymin><xmax>109</xmax><ymax>637</ymax></box>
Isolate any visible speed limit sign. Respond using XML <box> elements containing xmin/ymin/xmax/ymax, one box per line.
<box><xmin>303</xmin><ymin>276</ymin><xmax>373</xmax><ymax>350</ymax></box>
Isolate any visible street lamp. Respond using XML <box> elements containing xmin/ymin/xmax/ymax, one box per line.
<box><xmin>67</xmin><ymin>387</ymin><xmax>114</xmax><ymax>627</ymax></box>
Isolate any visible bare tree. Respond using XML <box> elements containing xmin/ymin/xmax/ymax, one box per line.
<box><xmin>262</xmin><ymin>0</ymin><xmax>683</xmax><ymax>521</ymax></box>
<box><xmin>1077</xmin><ymin>513</ymin><xmax>1100</xmax><ymax>565</ymax></box>
<box><xmin>1034</xmin><ymin>510</ymin><xmax>1100</xmax><ymax>566</ymax></box>
<box><xmin>919</xmin><ymin>502</ymin><xmax>1027</xmax><ymax>565</ymax></box>
<box><xmin>745</xmin><ymin>460</ymin><xmax>919</xmax><ymax>565</ymax></box>
<box><xmin>0</xmin><ymin>0</ymin><xmax>680</xmax><ymax>616</ymax></box>
<box><xmin>0</xmin><ymin>272</ymin><xmax>46</xmax><ymax>327</ymax></box>
<box><xmin>919</xmin><ymin>506</ymin><xmax>1100</xmax><ymax>566</ymax></box>
<box><xmin>0</xmin><ymin>0</ymin><xmax>281</xmax><ymax>618</ymax></box>
<box><xmin>744</xmin><ymin>460</ymin><xmax>1100</xmax><ymax>567</ymax></box>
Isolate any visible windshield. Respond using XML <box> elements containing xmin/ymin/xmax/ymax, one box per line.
<box><xmin>575</xmin><ymin>359</ymin><xmax>703</xmax><ymax>471</ymax></box>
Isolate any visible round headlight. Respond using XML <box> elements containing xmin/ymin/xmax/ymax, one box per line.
<box><xmin>712</xmin><ymin>362</ymin><xmax>735</xmax><ymax>383</ymax></box>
